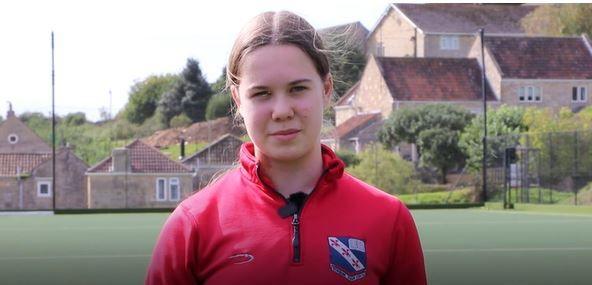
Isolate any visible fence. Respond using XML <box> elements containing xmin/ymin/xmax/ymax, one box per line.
<box><xmin>485</xmin><ymin>130</ymin><xmax>592</xmax><ymax>205</ymax></box>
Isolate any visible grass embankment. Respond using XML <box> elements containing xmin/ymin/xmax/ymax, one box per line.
<box><xmin>398</xmin><ymin>187</ymin><xmax>475</xmax><ymax>205</ymax></box>
<box><xmin>160</xmin><ymin>142</ymin><xmax>208</xmax><ymax>161</ymax></box>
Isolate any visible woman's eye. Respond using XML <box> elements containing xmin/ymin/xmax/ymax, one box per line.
<box><xmin>290</xmin><ymin>86</ymin><xmax>307</xmax><ymax>93</ymax></box>
<box><xmin>252</xmin><ymin>91</ymin><xmax>270</xmax><ymax>98</ymax></box>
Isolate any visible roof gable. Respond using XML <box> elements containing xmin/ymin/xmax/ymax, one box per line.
<box><xmin>88</xmin><ymin>139</ymin><xmax>191</xmax><ymax>173</ymax></box>
<box><xmin>376</xmin><ymin>57</ymin><xmax>495</xmax><ymax>101</ymax></box>
<box><xmin>182</xmin><ymin>134</ymin><xmax>243</xmax><ymax>166</ymax></box>
<box><xmin>0</xmin><ymin>114</ymin><xmax>51</xmax><ymax>153</ymax></box>
<box><xmin>395</xmin><ymin>4</ymin><xmax>537</xmax><ymax>34</ymax></box>
<box><xmin>485</xmin><ymin>36</ymin><xmax>592</xmax><ymax>79</ymax></box>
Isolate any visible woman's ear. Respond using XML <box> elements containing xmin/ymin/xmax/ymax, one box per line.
<box><xmin>231</xmin><ymin>85</ymin><xmax>241</xmax><ymax>108</ymax></box>
<box><xmin>323</xmin><ymin>74</ymin><xmax>334</xmax><ymax>106</ymax></box>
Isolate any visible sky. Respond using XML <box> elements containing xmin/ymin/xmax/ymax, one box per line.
<box><xmin>0</xmin><ymin>0</ymin><xmax>390</xmax><ymax>122</ymax></box>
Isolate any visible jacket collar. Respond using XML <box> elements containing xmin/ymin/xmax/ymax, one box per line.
<box><xmin>239</xmin><ymin>142</ymin><xmax>344</xmax><ymax>192</ymax></box>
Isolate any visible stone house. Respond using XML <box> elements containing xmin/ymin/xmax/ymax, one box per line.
<box><xmin>86</xmin><ymin>139</ymin><xmax>194</xmax><ymax>209</ymax></box>
<box><xmin>469</xmin><ymin>35</ymin><xmax>592</xmax><ymax>112</ymax></box>
<box><xmin>366</xmin><ymin>3</ymin><xmax>536</xmax><ymax>58</ymax></box>
<box><xmin>335</xmin><ymin>55</ymin><xmax>495</xmax><ymax>125</ymax></box>
<box><xmin>0</xmin><ymin>106</ymin><xmax>87</xmax><ymax>210</ymax></box>
<box><xmin>332</xmin><ymin>55</ymin><xmax>495</xmax><ymax>158</ymax></box>
<box><xmin>182</xmin><ymin>134</ymin><xmax>243</xmax><ymax>190</ymax></box>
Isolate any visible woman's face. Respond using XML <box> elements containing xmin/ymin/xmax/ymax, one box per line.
<box><xmin>232</xmin><ymin>44</ymin><xmax>332</xmax><ymax>162</ymax></box>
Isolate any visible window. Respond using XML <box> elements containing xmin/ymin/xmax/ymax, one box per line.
<box><xmin>156</xmin><ymin>178</ymin><xmax>167</xmax><ymax>201</ymax></box>
<box><xmin>37</xmin><ymin>181</ymin><xmax>52</xmax><ymax>197</ymax></box>
<box><xmin>440</xmin><ymin>36</ymin><xmax>459</xmax><ymax>50</ymax></box>
<box><xmin>7</xmin><ymin>134</ymin><xmax>18</xmax><ymax>144</ymax></box>
<box><xmin>518</xmin><ymin>86</ymin><xmax>542</xmax><ymax>102</ymax></box>
<box><xmin>169</xmin><ymin>178</ymin><xmax>180</xmax><ymax>201</ymax></box>
<box><xmin>572</xmin><ymin>86</ymin><xmax>587</xmax><ymax>102</ymax></box>
<box><xmin>376</xmin><ymin>42</ymin><xmax>384</xmax><ymax>56</ymax></box>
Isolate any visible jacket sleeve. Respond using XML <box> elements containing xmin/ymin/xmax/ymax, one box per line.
<box><xmin>382</xmin><ymin>203</ymin><xmax>427</xmax><ymax>285</ymax></box>
<box><xmin>145</xmin><ymin>205</ymin><xmax>199</xmax><ymax>285</ymax></box>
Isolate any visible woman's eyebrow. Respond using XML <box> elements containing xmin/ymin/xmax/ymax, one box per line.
<box><xmin>247</xmin><ymin>79</ymin><xmax>313</xmax><ymax>91</ymax></box>
<box><xmin>288</xmin><ymin>79</ymin><xmax>312</xmax><ymax>85</ymax></box>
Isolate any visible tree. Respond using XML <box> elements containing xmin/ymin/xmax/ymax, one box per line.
<box><xmin>378</xmin><ymin>104</ymin><xmax>473</xmax><ymax>183</ymax></box>
<box><xmin>459</xmin><ymin>105</ymin><xmax>528</xmax><ymax>171</ymax></box>
<box><xmin>418</xmin><ymin>129</ymin><xmax>465</xmax><ymax>183</ymax></box>
<box><xmin>64</xmin><ymin>112</ymin><xmax>87</xmax><ymax>126</ymax></box>
<box><xmin>124</xmin><ymin>74</ymin><xmax>179</xmax><ymax>124</ymax></box>
<box><xmin>348</xmin><ymin>144</ymin><xmax>417</xmax><ymax>195</ymax></box>
<box><xmin>321</xmin><ymin>24</ymin><xmax>367</xmax><ymax>97</ymax></box>
<box><xmin>206</xmin><ymin>68</ymin><xmax>234</xmax><ymax>120</ymax></box>
<box><xmin>159</xmin><ymin>58</ymin><xmax>212</xmax><ymax>125</ymax></box>
<box><xmin>522</xmin><ymin>4</ymin><xmax>592</xmax><ymax>37</ymax></box>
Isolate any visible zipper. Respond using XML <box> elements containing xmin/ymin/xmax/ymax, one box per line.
<box><xmin>254</xmin><ymin>163</ymin><xmax>330</xmax><ymax>264</ymax></box>
<box><xmin>291</xmin><ymin>213</ymin><xmax>301</xmax><ymax>263</ymax></box>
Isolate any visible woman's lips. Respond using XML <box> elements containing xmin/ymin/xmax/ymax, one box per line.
<box><xmin>270</xmin><ymin>129</ymin><xmax>301</xmax><ymax>141</ymax></box>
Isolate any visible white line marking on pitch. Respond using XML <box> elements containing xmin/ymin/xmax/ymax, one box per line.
<box><xmin>425</xmin><ymin>247</ymin><xmax>592</xmax><ymax>253</ymax></box>
<box><xmin>0</xmin><ymin>225</ymin><xmax>161</xmax><ymax>232</ymax></box>
<box><xmin>0</xmin><ymin>254</ymin><xmax>151</xmax><ymax>261</ymax></box>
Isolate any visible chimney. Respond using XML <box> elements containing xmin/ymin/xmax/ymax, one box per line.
<box><xmin>111</xmin><ymin>148</ymin><xmax>130</xmax><ymax>172</ymax></box>
<box><xmin>6</xmin><ymin>102</ymin><xmax>15</xmax><ymax>118</ymax></box>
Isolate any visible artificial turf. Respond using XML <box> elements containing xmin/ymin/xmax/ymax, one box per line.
<box><xmin>0</xmin><ymin>208</ymin><xmax>591</xmax><ymax>284</ymax></box>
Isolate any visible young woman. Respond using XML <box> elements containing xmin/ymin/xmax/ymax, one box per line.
<box><xmin>146</xmin><ymin>11</ymin><xmax>426</xmax><ymax>285</ymax></box>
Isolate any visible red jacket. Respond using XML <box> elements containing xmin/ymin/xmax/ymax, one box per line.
<box><xmin>146</xmin><ymin>143</ymin><xmax>426</xmax><ymax>285</ymax></box>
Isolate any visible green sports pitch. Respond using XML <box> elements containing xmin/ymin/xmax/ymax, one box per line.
<box><xmin>0</xmin><ymin>207</ymin><xmax>591</xmax><ymax>285</ymax></box>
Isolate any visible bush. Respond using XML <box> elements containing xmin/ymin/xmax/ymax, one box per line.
<box><xmin>347</xmin><ymin>144</ymin><xmax>418</xmax><ymax>195</ymax></box>
<box><xmin>335</xmin><ymin>149</ymin><xmax>360</xmax><ymax>167</ymax></box>
<box><xmin>170</xmin><ymin>114</ymin><xmax>192</xmax><ymax>128</ymax></box>
<box><xmin>205</xmin><ymin>93</ymin><xmax>233</xmax><ymax>120</ymax></box>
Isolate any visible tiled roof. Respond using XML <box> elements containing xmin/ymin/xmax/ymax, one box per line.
<box><xmin>376</xmin><ymin>57</ymin><xmax>495</xmax><ymax>101</ymax></box>
<box><xmin>88</xmin><ymin>140</ymin><xmax>192</xmax><ymax>173</ymax></box>
<box><xmin>485</xmin><ymin>36</ymin><xmax>592</xmax><ymax>79</ymax></box>
<box><xmin>181</xmin><ymin>134</ymin><xmax>243</xmax><ymax>163</ymax></box>
<box><xmin>0</xmin><ymin>153</ymin><xmax>51</xmax><ymax>176</ymax></box>
<box><xmin>318</xmin><ymin>21</ymin><xmax>369</xmax><ymax>52</ymax></box>
<box><xmin>335</xmin><ymin>113</ymin><xmax>381</xmax><ymax>139</ymax></box>
<box><xmin>335</xmin><ymin>81</ymin><xmax>360</xmax><ymax>106</ymax></box>
<box><xmin>394</xmin><ymin>4</ymin><xmax>536</xmax><ymax>34</ymax></box>
<box><xmin>142</xmin><ymin>117</ymin><xmax>244</xmax><ymax>148</ymax></box>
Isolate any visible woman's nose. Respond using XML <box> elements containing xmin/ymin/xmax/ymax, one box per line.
<box><xmin>271</xmin><ymin>94</ymin><xmax>295</xmax><ymax>121</ymax></box>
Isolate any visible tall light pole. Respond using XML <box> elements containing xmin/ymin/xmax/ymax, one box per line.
<box><xmin>480</xmin><ymin>28</ymin><xmax>488</xmax><ymax>203</ymax></box>
<box><xmin>51</xmin><ymin>31</ymin><xmax>56</xmax><ymax>211</ymax></box>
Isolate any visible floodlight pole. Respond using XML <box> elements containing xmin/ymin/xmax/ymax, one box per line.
<box><xmin>480</xmin><ymin>28</ymin><xmax>488</xmax><ymax>203</ymax></box>
<box><xmin>51</xmin><ymin>32</ymin><xmax>56</xmax><ymax>212</ymax></box>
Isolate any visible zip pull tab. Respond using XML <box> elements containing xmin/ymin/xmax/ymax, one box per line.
<box><xmin>292</xmin><ymin>213</ymin><xmax>301</xmax><ymax>263</ymax></box>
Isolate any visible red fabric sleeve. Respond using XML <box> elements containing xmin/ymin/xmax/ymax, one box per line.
<box><xmin>382</xmin><ymin>204</ymin><xmax>427</xmax><ymax>285</ymax></box>
<box><xmin>145</xmin><ymin>206</ymin><xmax>199</xmax><ymax>285</ymax></box>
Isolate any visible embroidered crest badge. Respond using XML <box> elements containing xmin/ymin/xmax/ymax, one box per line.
<box><xmin>328</xmin><ymin>236</ymin><xmax>367</xmax><ymax>281</ymax></box>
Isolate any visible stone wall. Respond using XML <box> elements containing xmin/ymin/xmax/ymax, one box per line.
<box><xmin>87</xmin><ymin>174</ymin><xmax>193</xmax><ymax>209</ymax></box>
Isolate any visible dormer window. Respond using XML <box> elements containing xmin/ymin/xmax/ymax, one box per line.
<box><xmin>440</xmin><ymin>36</ymin><xmax>459</xmax><ymax>50</ymax></box>
<box><xmin>7</xmin><ymin>134</ymin><xmax>18</xmax><ymax>144</ymax></box>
